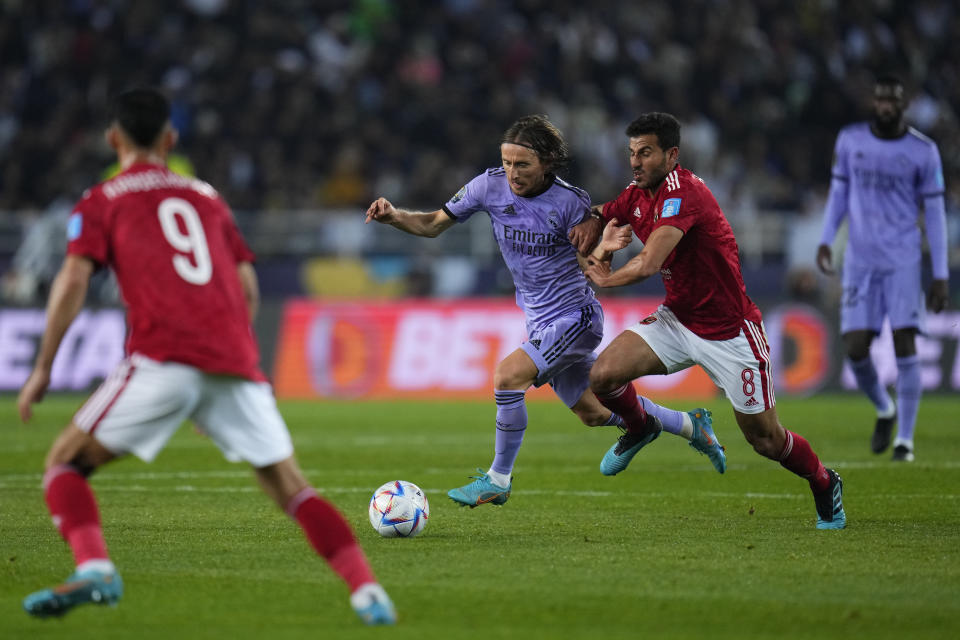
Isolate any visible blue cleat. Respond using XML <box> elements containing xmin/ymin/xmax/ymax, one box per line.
<box><xmin>350</xmin><ymin>583</ymin><xmax>397</xmax><ymax>625</ymax></box>
<box><xmin>447</xmin><ymin>469</ymin><xmax>511</xmax><ymax>507</ymax></box>
<box><xmin>814</xmin><ymin>468</ymin><xmax>847</xmax><ymax>530</ymax></box>
<box><xmin>600</xmin><ymin>415</ymin><xmax>663</xmax><ymax>476</ymax></box>
<box><xmin>687</xmin><ymin>408</ymin><xmax>726</xmax><ymax>474</ymax></box>
<box><xmin>23</xmin><ymin>568</ymin><xmax>123</xmax><ymax>618</ymax></box>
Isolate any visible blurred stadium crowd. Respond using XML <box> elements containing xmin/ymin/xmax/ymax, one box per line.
<box><xmin>0</xmin><ymin>0</ymin><xmax>957</xmax><ymax>300</ymax></box>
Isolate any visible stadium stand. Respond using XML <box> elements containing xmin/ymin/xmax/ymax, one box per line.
<box><xmin>0</xmin><ymin>0</ymin><xmax>957</xmax><ymax>302</ymax></box>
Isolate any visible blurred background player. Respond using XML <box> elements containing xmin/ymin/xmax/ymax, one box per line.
<box><xmin>816</xmin><ymin>75</ymin><xmax>949</xmax><ymax>462</ymax></box>
<box><xmin>365</xmin><ymin>114</ymin><xmax>725</xmax><ymax>509</ymax></box>
<box><xmin>584</xmin><ymin>112</ymin><xmax>845</xmax><ymax>530</ymax></box>
<box><xmin>16</xmin><ymin>88</ymin><xmax>396</xmax><ymax>625</ymax></box>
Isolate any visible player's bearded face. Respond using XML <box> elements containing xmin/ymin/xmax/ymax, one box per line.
<box><xmin>629</xmin><ymin>135</ymin><xmax>674</xmax><ymax>190</ymax></box>
<box><xmin>872</xmin><ymin>85</ymin><xmax>904</xmax><ymax>130</ymax></box>
<box><xmin>501</xmin><ymin>143</ymin><xmax>549</xmax><ymax>196</ymax></box>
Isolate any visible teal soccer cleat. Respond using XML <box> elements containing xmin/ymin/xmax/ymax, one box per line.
<box><xmin>23</xmin><ymin>568</ymin><xmax>123</xmax><ymax>618</ymax></box>
<box><xmin>814</xmin><ymin>468</ymin><xmax>847</xmax><ymax>530</ymax></box>
<box><xmin>687</xmin><ymin>408</ymin><xmax>726</xmax><ymax>474</ymax></box>
<box><xmin>350</xmin><ymin>583</ymin><xmax>397</xmax><ymax>625</ymax></box>
<box><xmin>600</xmin><ymin>415</ymin><xmax>663</xmax><ymax>476</ymax></box>
<box><xmin>447</xmin><ymin>469</ymin><xmax>511</xmax><ymax>507</ymax></box>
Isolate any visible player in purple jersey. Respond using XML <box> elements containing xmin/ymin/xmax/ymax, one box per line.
<box><xmin>365</xmin><ymin>115</ymin><xmax>725</xmax><ymax>508</ymax></box>
<box><xmin>817</xmin><ymin>76</ymin><xmax>949</xmax><ymax>462</ymax></box>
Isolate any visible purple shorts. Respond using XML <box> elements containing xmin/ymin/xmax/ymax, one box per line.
<box><xmin>841</xmin><ymin>262</ymin><xmax>926</xmax><ymax>334</ymax></box>
<box><xmin>520</xmin><ymin>303</ymin><xmax>604</xmax><ymax>407</ymax></box>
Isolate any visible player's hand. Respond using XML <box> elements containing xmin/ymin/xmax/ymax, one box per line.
<box><xmin>598</xmin><ymin>219</ymin><xmax>633</xmax><ymax>254</ymax></box>
<box><xmin>927</xmin><ymin>279</ymin><xmax>949</xmax><ymax>313</ymax></box>
<box><xmin>17</xmin><ymin>367</ymin><xmax>51</xmax><ymax>423</ymax></box>
<box><xmin>569</xmin><ymin>216</ymin><xmax>602</xmax><ymax>255</ymax></box>
<box><xmin>365</xmin><ymin>197</ymin><xmax>396</xmax><ymax>224</ymax></box>
<box><xmin>583</xmin><ymin>257</ymin><xmax>613</xmax><ymax>287</ymax></box>
<box><xmin>816</xmin><ymin>244</ymin><xmax>834</xmax><ymax>275</ymax></box>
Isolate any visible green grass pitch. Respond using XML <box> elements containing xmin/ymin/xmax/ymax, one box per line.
<box><xmin>1</xmin><ymin>393</ymin><xmax>958</xmax><ymax>639</ymax></box>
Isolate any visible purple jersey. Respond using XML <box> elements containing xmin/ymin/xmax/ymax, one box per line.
<box><xmin>443</xmin><ymin>168</ymin><xmax>597</xmax><ymax>327</ymax></box>
<box><xmin>820</xmin><ymin>123</ymin><xmax>948</xmax><ymax>278</ymax></box>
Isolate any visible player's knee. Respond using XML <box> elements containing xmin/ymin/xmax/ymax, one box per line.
<box><xmin>892</xmin><ymin>329</ymin><xmax>917</xmax><ymax>356</ymax></box>
<box><xmin>842</xmin><ymin>333</ymin><xmax>872</xmax><ymax>361</ymax></box>
<box><xmin>43</xmin><ymin>425</ymin><xmax>109</xmax><ymax>475</ymax></box>
<box><xmin>746</xmin><ymin>433</ymin><xmax>781</xmax><ymax>459</ymax></box>
<box><xmin>844</xmin><ymin>342</ymin><xmax>870</xmax><ymax>361</ymax></box>
<box><xmin>737</xmin><ymin>413</ymin><xmax>783</xmax><ymax>459</ymax></box>
<box><xmin>588</xmin><ymin>360</ymin><xmax>620</xmax><ymax>394</ymax></box>
<box><xmin>493</xmin><ymin>370</ymin><xmax>524</xmax><ymax>390</ymax></box>
<box><xmin>846</xmin><ymin>347</ymin><xmax>870</xmax><ymax>362</ymax></box>
<box><xmin>575</xmin><ymin>408</ymin><xmax>609</xmax><ymax>427</ymax></box>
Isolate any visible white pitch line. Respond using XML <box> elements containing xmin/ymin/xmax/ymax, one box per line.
<box><xmin>0</xmin><ymin>481</ymin><xmax>957</xmax><ymax>500</ymax></box>
<box><xmin>2</xmin><ymin>458</ymin><xmax>959</xmax><ymax>484</ymax></box>
<box><xmin>820</xmin><ymin>460</ymin><xmax>960</xmax><ymax>470</ymax></box>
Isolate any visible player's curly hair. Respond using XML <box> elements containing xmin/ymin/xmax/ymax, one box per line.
<box><xmin>625</xmin><ymin>112</ymin><xmax>681</xmax><ymax>152</ymax></box>
<box><xmin>874</xmin><ymin>74</ymin><xmax>905</xmax><ymax>99</ymax></box>
<box><xmin>501</xmin><ymin>114</ymin><xmax>571</xmax><ymax>173</ymax></box>
<box><xmin>875</xmin><ymin>74</ymin><xmax>903</xmax><ymax>89</ymax></box>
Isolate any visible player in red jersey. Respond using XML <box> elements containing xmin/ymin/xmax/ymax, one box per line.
<box><xmin>581</xmin><ymin>112</ymin><xmax>846</xmax><ymax>530</ymax></box>
<box><xmin>16</xmin><ymin>88</ymin><xmax>396</xmax><ymax>624</ymax></box>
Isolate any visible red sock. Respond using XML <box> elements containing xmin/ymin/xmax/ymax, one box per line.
<box><xmin>44</xmin><ymin>465</ymin><xmax>109</xmax><ymax>565</ymax></box>
<box><xmin>778</xmin><ymin>431</ymin><xmax>830</xmax><ymax>492</ymax></box>
<box><xmin>594</xmin><ymin>384</ymin><xmax>648</xmax><ymax>433</ymax></box>
<box><xmin>286</xmin><ymin>487</ymin><xmax>376</xmax><ymax>591</ymax></box>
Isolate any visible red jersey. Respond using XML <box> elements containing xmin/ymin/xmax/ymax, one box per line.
<box><xmin>66</xmin><ymin>163</ymin><xmax>265</xmax><ymax>381</ymax></box>
<box><xmin>602</xmin><ymin>165</ymin><xmax>762</xmax><ymax>340</ymax></box>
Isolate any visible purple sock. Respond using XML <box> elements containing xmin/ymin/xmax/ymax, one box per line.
<box><xmin>603</xmin><ymin>412</ymin><xmax>625</xmax><ymax>427</ymax></box>
<box><xmin>640</xmin><ymin>396</ymin><xmax>685</xmax><ymax>436</ymax></box>
<box><xmin>849</xmin><ymin>357</ymin><xmax>891</xmax><ymax>412</ymax></box>
<box><xmin>895</xmin><ymin>355</ymin><xmax>921</xmax><ymax>442</ymax></box>
<box><xmin>491</xmin><ymin>390</ymin><xmax>527</xmax><ymax>475</ymax></box>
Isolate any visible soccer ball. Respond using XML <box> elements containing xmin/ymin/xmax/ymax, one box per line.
<box><xmin>368</xmin><ymin>480</ymin><xmax>429</xmax><ymax>538</ymax></box>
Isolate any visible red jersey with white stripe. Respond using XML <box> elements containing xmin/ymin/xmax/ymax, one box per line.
<box><xmin>66</xmin><ymin>163</ymin><xmax>265</xmax><ymax>381</ymax></box>
<box><xmin>602</xmin><ymin>165</ymin><xmax>762</xmax><ymax>340</ymax></box>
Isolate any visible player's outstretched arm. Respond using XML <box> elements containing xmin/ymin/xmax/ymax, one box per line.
<box><xmin>598</xmin><ymin>218</ymin><xmax>633</xmax><ymax>254</ymax></box>
<box><xmin>579</xmin><ymin>218</ymin><xmax>628</xmax><ymax>273</ymax></box>
<box><xmin>18</xmin><ymin>255</ymin><xmax>94</xmax><ymax>422</ymax></box>
<box><xmin>585</xmin><ymin>225</ymin><xmax>681</xmax><ymax>288</ymax></box>
<box><xmin>584</xmin><ymin>218</ymin><xmax>633</xmax><ymax>265</ymax></box>
<box><xmin>364</xmin><ymin>197</ymin><xmax>455</xmax><ymax>238</ymax></box>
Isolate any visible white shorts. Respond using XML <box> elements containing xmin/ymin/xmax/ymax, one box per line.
<box><xmin>627</xmin><ymin>305</ymin><xmax>775</xmax><ymax>414</ymax></box>
<box><xmin>73</xmin><ymin>354</ymin><xmax>294</xmax><ymax>467</ymax></box>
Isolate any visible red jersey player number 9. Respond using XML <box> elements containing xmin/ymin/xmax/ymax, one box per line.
<box><xmin>156</xmin><ymin>197</ymin><xmax>212</xmax><ymax>285</ymax></box>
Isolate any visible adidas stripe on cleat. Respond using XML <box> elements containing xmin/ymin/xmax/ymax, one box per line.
<box><xmin>814</xmin><ymin>468</ymin><xmax>846</xmax><ymax>530</ymax></box>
